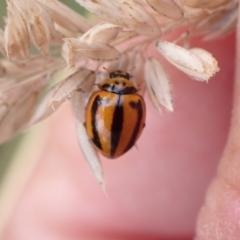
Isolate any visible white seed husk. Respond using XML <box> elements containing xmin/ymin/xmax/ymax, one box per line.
<box><xmin>145</xmin><ymin>57</ymin><xmax>173</xmax><ymax>112</ymax></box>
<box><xmin>72</xmin><ymin>92</ymin><xmax>105</xmax><ymax>189</ymax></box>
<box><xmin>156</xmin><ymin>40</ymin><xmax>219</xmax><ymax>81</ymax></box>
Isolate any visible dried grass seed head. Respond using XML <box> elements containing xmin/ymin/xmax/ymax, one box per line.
<box><xmin>4</xmin><ymin>0</ymin><xmax>92</xmax><ymax>60</ymax></box>
<box><xmin>0</xmin><ymin>0</ymin><xmax>237</xmax><ymax>186</ymax></box>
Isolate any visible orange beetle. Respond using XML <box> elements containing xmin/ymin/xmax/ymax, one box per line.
<box><xmin>85</xmin><ymin>70</ymin><xmax>146</xmax><ymax>159</ymax></box>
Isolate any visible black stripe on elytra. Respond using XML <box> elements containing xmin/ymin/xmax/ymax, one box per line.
<box><xmin>101</xmin><ymin>84</ymin><xmax>137</xmax><ymax>95</ymax></box>
<box><xmin>120</xmin><ymin>86</ymin><xmax>137</xmax><ymax>94</ymax></box>
<box><xmin>110</xmin><ymin>95</ymin><xmax>124</xmax><ymax>157</ymax></box>
<box><xmin>124</xmin><ymin>100</ymin><xmax>143</xmax><ymax>153</ymax></box>
<box><xmin>91</xmin><ymin>95</ymin><xmax>102</xmax><ymax>150</ymax></box>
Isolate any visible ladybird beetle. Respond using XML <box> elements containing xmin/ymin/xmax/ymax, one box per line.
<box><xmin>85</xmin><ymin>70</ymin><xmax>146</xmax><ymax>159</ymax></box>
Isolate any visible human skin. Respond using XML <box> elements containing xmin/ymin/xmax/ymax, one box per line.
<box><xmin>1</xmin><ymin>32</ymin><xmax>237</xmax><ymax>239</ymax></box>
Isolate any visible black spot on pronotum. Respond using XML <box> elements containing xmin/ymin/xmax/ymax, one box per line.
<box><xmin>111</xmin><ymin>85</ymin><xmax>115</xmax><ymax>92</ymax></box>
<box><xmin>91</xmin><ymin>95</ymin><xmax>102</xmax><ymax>150</ymax></box>
<box><xmin>124</xmin><ymin>100</ymin><xmax>143</xmax><ymax>153</ymax></box>
<box><xmin>115</xmin><ymin>81</ymin><xmax>120</xmax><ymax>85</ymax></box>
<box><xmin>101</xmin><ymin>83</ymin><xmax>110</xmax><ymax>90</ymax></box>
<box><xmin>110</xmin><ymin>95</ymin><xmax>123</xmax><ymax>157</ymax></box>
